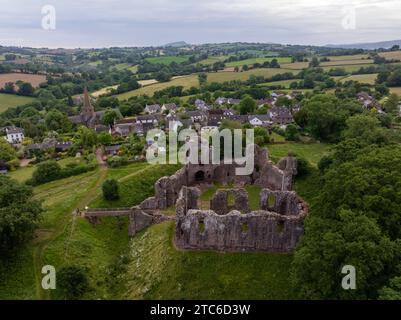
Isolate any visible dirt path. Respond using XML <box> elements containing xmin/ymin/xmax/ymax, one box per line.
<box><xmin>32</xmin><ymin>160</ymin><xmax>108</xmax><ymax>300</ymax></box>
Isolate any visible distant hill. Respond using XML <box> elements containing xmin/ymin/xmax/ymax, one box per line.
<box><xmin>327</xmin><ymin>40</ymin><xmax>401</xmax><ymax>50</ymax></box>
<box><xmin>163</xmin><ymin>41</ymin><xmax>190</xmax><ymax>48</ymax></box>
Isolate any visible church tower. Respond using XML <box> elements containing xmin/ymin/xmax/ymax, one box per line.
<box><xmin>82</xmin><ymin>86</ymin><xmax>95</xmax><ymax>122</ymax></box>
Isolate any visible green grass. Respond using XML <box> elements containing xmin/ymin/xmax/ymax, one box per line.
<box><xmin>0</xmin><ymin>93</ymin><xmax>36</xmax><ymax>113</ymax></box>
<box><xmin>225</xmin><ymin>57</ymin><xmax>292</xmax><ymax>67</ymax></box>
<box><xmin>90</xmin><ymin>164</ymin><xmax>181</xmax><ymax>208</ymax></box>
<box><xmin>145</xmin><ymin>56</ymin><xmax>189</xmax><ymax>65</ymax></box>
<box><xmin>197</xmin><ymin>55</ymin><xmax>229</xmax><ymax>65</ymax></box>
<box><xmin>258</xmin><ymin>79</ymin><xmax>301</xmax><ymax>88</ymax></box>
<box><xmin>116</xmin><ymin>68</ymin><xmax>296</xmax><ymax>100</ymax></box>
<box><xmin>340</xmin><ymin>73</ymin><xmax>378</xmax><ymax>84</ymax></box>
<box><xmin>267</xmin><ymin>142</ymin><xmax>331</xmax><ymax>167</ymax></box>
<box><xmin>117</xmin><ymin>221</ymin><xmax>296</xmax><ymax>299</ymax></box>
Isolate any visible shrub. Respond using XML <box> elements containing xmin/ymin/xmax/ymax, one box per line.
<box><xmin>296</xmin><ymin>156</ymin><xmax>311</xmax><ymax>177</ymax></box>
<box><xmin>57</xmin><ymin>266</ymin><xmax>89</xmax><ymax>300</ymax></box>
<box><xmin>107</xmin><ymin>155</ymin><xmax>128</xmax><ymax>168</ymax></box>
<box><xmin>31</xmin><ymin>160</ymin><xmax>62</xmax><ymax>185</ymax></box>
<box><xmin>102</xmin><ymin>179</ymin><xmax>120</xmax><ymax>201</ymax></box>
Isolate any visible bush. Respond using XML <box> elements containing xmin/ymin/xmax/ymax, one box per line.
<box><xmin>102</xmin><ymin>179</ymin><xmax>120</xmax><ymax>201</ymax></box>
<box><xmin>107</xmin><ymin>155</ymin><xmax>128</xmax><ymax>168</ymax></box>
<box><xmin>318</xmin><ymin>155</ymin><xmax>333</xmax><ymax>173</ymax></box>
<box><xmin>296</xmin><ymin>156</ymin><xmax>311</xmax><ymax>177</ymax></box>
<box><xmin>57</xmin><ymin>266</ymin><xmax>89</xmax><ymax>300</ymax></box>
<box><xmin>31</xmin><ymin>160</ymin><xmax>62</xmax><ymax>185</ymax></box>
<box><xmin>285</xmin><ymin>124</ymin><xmax>300</xmax><ymax>141</ymax></box>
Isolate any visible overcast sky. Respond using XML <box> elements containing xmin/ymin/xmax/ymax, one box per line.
<box><xmin>0</xmin><ymin>0</ymin><xmax>401</xmax><ymax>48</ymax></box>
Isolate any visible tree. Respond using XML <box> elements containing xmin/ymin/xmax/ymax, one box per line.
<box><xmin>379</xmin><ymin>277</ymin><xmax>401</xmax><ymax>300</ymax></box>
<box><xmin>309</xmin><ymin>57</ymin><xmax>320</xmax><ymax>68</ymax></box>
<box><xmin>302</xmin><ymin>95</ymin><xmax>361</xmax><ymax>142</ymax></box>
<box><xmin>32</xmin><ymin>161</ymin><xmax>62</xmax><ymax>185</ymax></box>
<box><xmin>57</xmin><ymin>265</ymin><xmax>89</xmax><ymax>299</ymax></box>
<box><xmin>45</xmin><ymin>110</ymin><xmax>72</xmax><ymax>132</ymax></box>
<box><xmin>198</xmin><ymin>73</ymin><xmax>207</xmax><ymax>87</ymax></box>
<box><xmin>102</xmin><ymin>109</ymin><xmax>119</xmax><ymax>126</ymax></box>
<box><xmin>3</xmin><ymin>82</ymin><xmax>15</xmax><ymax>94</ymax></box>
<box><xmin>74</xmin><ymin>126</ymin><xmax>97</xmax><ymax>150</ymax></box>
<box><xmin>384</xmin><ymin>93</ymin><xmax>399</xmax><ymax>114</ymax></box>
<box><xmin>239</xmin><ymin>95</ymin><xmax>256</xmax><ymax>115</ymax></box>
<box><xmin>17</xmin><ymin>82</ymin><xmax>34</xmax><ymax>96</ymax></box>
<box><xmin>0</xmin><ymin>139</ymin><xmax>17</xmax><ymax>161</ymax></box>
<box><xmin>343</xmin><ymin>114</ymin><xmax>392</xmax><ymax>146</ymax></box>
<box><xmin>285</xmin><ymin>124</ymin><xmax>299</xmax><ymax>141</ymax></box>
<box><xmin>0</xmin><ymin>176</ymin><xmax>43</xmax><ymax>253</ymax></box>
<box><xmin>102</xmin><ymin>179</ymin><xmax>120</xmax><ymax>201</ymax></box>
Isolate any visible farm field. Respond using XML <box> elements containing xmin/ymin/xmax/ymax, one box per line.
<box><xmin>340</xmin><ymin>73</ymin><xmax>378</xmax><ymax>84</ymax></box>
<box><xmin>0</xmin><ymin>93</ymin><xmax>36</xmax><ymax>113</ymax></box>
<box><xmin>197</xmin><ymin>55</ymin><xmax>229</xmax><ymax>65</ymax></box>
<box><xmin>321</xmin><ymin>63</ymin><xmax>374</xmax><ymax>73</ymax></box>
<box><xmin>0</xmin><ymin>73</ymin><xmax>47</xmax><ymax>88</ymax></box>
<box><xmin>389</xmin><ymin>87</ymin><xmax>401</xmax><ymax>95</ymax></box>
<box><xmin>320</xmin><ymin>59</ymin><xmax>374</xmax><ymax>67</ymax></box>
<box><xmin>378</xmin><ymin>50</ymin><xmax>401</xmax><ymax>61</ymax></box>
<box><xmin>258</xmin><ymin>79</ymin><xmax>301</xmax><ymax>88</ymax></box>
<box><xmin>145</xmin><ymin>56</ymin><xmax>188</xmax><ymax>65</ymax></box>
<box><xmin>225</xmin><ymin>57</ymin><xmax>292</xmax><ymax>67</ymax></box>
<box><xmin>324</xmin><ymin>54</ymin><xmax>370</xmax><ymax>61</ymax></box>
<box><xmin>116</xmin><ymin>68</ymin><xmax>295</xmax><ymax>99</ymax></box>
<box><xmin>280</xmin><ymin>61</ymin><xmax>309</xmax><ymax>70</ymax></box>
<box><xmin>91</xmin><ymin>85</ymin><xmax>118</xmax><ymax>97</ymax></box>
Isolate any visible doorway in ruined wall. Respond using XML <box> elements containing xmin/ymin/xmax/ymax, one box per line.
<box><xmin>195</xmin><ymin>170</ymin><xmax>205</xmax><ymax>182</ymax></box>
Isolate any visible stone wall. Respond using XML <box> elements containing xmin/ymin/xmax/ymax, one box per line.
<box><xmin>140</xmin><ymin>145</ymin><xmax>297</xmax><ymax>210</ymax></box>
<box><xmin>175</xmin><ymin>186</ymin><xmax>308</xmax><ymax>253</ymax></box>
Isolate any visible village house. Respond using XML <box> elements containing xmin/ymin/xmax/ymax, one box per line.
<box><xmin>114</xmin><ymin>123</ymin><xmax>134</xmax><ymax>137</ymax></box>
<box><xmin>194</xmin><ymin>99</ymin><xmax>212</xmax><ymax>111</ymax></box>
<box><xmin>144</xmin><ymin>104</ymin><xmax>161</xmax><ymax>114</ymax></box>
<box><xmin>161</xmin><ymin>103</ymin><xmax>178</xmax><ymax>113</ymax></box>
<box><xmin>357</xmin><ymin>92</ymin><xmax>382</xmax><ymax>111</ymax></box>
<box><xmin>248</xmin><ymin>115</ymin><xmax>272</xmax><ymax>126</ymax></box>
<box><xmin>215</xmin><ymin>97</ymin><xmax>227</xmax><ymax>106</ymax></box>
<box><xmin>268</xmin><ymin>106</ymin><xmax>294</xmax><ymax>125</ymax></box>
<box><xmin>55</xmin><ymin>141</ymin><xmax>73</xmax><ymax>153</ymax></box>
<box><xmin>3</xmin><ymin>126</ymin><xmax>24</xmax><ymax>144</ymax></box>
<box><xmin>94</xmin><ymin>124</ymin><xmax>110</xmax><ymax>133</ymax></box>
<box><xmin>104</xmin><ymin>145</ymin><xmax>121</xmax><ymax>156</ymax></box>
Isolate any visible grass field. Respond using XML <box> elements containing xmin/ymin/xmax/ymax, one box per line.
<box><xmin>267</xmin><ymin>142</ymin><xmax>331</xmax><ymax>167</ymax></box>
<box><xmin>321</xmin><ymin>63</ymin><xmax>374</xmax><ymax>73</ymax></box>
<box><xmin>197</xmin><ymin>55</ymin><xmax>229</xmax><ymax>65</ymax></box>
<box><xmin>0</xmin><ymin>93</ymin><xmax>36</xmax><ymax>113</ymax></box>
<box><xmin>378</xmin><ymin>50</ymin><xmax>401</xmax><ymax>61</ymax></box>
<box><xmin>0</xmin><ymin>73</ymin><xmax>46</xmax><ymax>89</ymax></box>
<box><xmin>116</xmin><ymin>68</ymin><xmax>295</xmax><ymax>99</ymax></box>
<box><xmin>91</xmin><ymin>85</ymin><xmax>119</xmax><ymax>97</ymax></box>
<box><xmin>390</xmin><ymin>87</ymin><xmax>401</xmax><ymax>95</ymax></box>
<box><xmin>145</xmin><ymin>56</ymin><xmax>189</xmax><ymax>65</ymax></box>
<box><xmin>320</xmin><ymin>59</ymin><xmax>374</xmax><ymax>67</ymax></box>
<box><xmin>225</xmin><ymin>57</ymin><xmax>292</xmax><ymax>67</ymax></box>
<box><xmin>258</xmin><ymin>79</ymin><xmax>301</xmax><ymax>88</ymax></box>
<box><xmin>340</xmin><ymin>73</ymin><xmax>378</xmax><ymax>84</ymax></box>
<box><xmin>280</xmin><ymin>61</ymin><xmax>309</xmax><ymax>70</ymax></box>
<box><xmin>117</xmin><ymin>221</ymin><xmax>296</xmax><ymax>299</ymax></box>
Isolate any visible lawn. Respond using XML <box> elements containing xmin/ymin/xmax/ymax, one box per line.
<box><xmin>267</xmin><ymin>142</ymin><xmax>331</xmax><ymax>167</ymax></box>
<box><xmin>145</xmin><ymin>56</ymin><xmax>189</xmax><ymax>65</ymax></box>
<box><xmin>0</xmin><ymin>93</ymin><xmax>36</xmax><ymax>113</ymax></box>
<box><xmin>225</xmin><ymin>57</ymin><xmax>292</xmax><ymax>67</ymax></box>
<box><xmin>258</xmin><ymin>79</ymin><xmax>301</xmax><ymax>88</ymax></box>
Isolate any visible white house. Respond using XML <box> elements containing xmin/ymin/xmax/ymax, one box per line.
<box><xmin>248</xmin><ymin>115</ymin><xmax>271</xmax><ymax>126</ymax></box>
<box><xmin>4</xmin><ymin>127</ymin><xmax>24</xmax><ymax>144</ymax></box>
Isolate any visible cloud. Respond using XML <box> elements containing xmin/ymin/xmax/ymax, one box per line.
<box><xmin>0</xmin><ymin>0</ymin><xmax>400</xmax><ymax>47</ymax></box>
